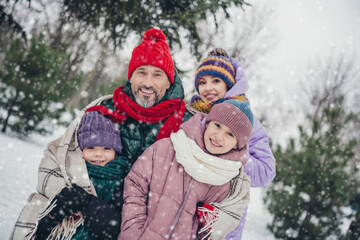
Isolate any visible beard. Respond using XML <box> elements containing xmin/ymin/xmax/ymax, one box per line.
<box><xmin>134</xmin><ymin>94</ymin><xmax>157</xmax><ymax>108</ymax></box>
<box><xmin>133</xmin><ymin>86</ymin><xmax>163</xmax><ymax>108</ymax></box>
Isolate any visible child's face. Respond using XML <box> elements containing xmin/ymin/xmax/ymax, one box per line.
<box><xmin>83</xmin><ymin>146</ymin><xmax>116</xmax><ymax>166</ymax></box>
<box><xmin>204</xmin><ymin>121</ymin><xmax>237</xmax><ymax>155</ymax></box>
<box><xmin>198</xmin><ymin>75</ymin><xmax>227</xmax><ymax>103</ymax></box>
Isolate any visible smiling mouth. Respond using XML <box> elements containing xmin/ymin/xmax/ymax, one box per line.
<box><xmin>210</xmin><ymin>138</ymin><xmax>221</xmax><ymax>147</ymax></box>
<box><xmin>91</xmin><ymin>160</ymin><xmax>105</xmax><ymax>165</ymax></box>
<box><xmin>140</xmin><ymin>88</ymin><xmax>155</xmax><ymax>95</ymax></box>
<box><xmin>205</xmin><ymin>94</ymin><xmax>216</xmax><ymax>99</ymax></box>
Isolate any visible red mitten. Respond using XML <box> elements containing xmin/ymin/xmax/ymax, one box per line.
<box><xmin>196</xmin><ymin>203</ymin><xmax>219</xmax><ymax>233</ymax></box>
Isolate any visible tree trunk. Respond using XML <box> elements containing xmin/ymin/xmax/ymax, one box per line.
<box><xmin>343</xmin><ymin>219</ymin><xmax>360</xmax><ymax>240</ymax></box>
<box><xmin>2</xmin><ymin>90</ymin><xmax>19</xmax><ymax>133</ymax></box>
<box><xmin>297</xmin><ymin>211</ymin><xmax>312</xmax><ymax>239</ymax></box>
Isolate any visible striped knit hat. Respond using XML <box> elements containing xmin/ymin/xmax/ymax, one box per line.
<box><xmin>206</xmin><ymin>100</ymin><xmax>253</xmax><ymax>149</ymax></box>
<box><xmin>195</xmin><ymin>48</ymin><xmax>236</xmax><ymax>93</ymax></box>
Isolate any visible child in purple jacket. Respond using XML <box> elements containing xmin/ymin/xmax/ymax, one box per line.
<box><xmin>119</xmin><ymin>100</ymin><xmax>253</xmax><ymax>240</ymax></box>
<box><xmin>189</xmin><ymin>48</ymin><xmax>276</xmax><ymax>239</ymax></box>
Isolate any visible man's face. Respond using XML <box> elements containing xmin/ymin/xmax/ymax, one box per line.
<box><xmin>130</xmin><ymin>65</ymin><xmax>171</xmax><ymax>108</ymax></box>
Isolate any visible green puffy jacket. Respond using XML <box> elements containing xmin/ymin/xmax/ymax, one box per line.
<box><xmin>102</xmin><ymin>71</ymin><xmax>192</xmax><ymax>165</ymax></box>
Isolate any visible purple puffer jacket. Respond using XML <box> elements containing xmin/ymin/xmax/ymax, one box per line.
<box><xmin>191</xmin><ymin>58</ymin><xmax>276</xmax><ymax>239</ymax></box>
<box><xmin>119</xmin><ymin>113</ymin><xmax>247</xmax><ymax>240</ymax></box>
<box><xmin>225</xmin><ymin>59</ymin><xmax>276</xmax><ymax>240</ymax></box>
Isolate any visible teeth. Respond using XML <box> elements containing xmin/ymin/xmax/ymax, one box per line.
<box><xmin>141</xmin><ymin>89</ymin><xmax>154</xmax><ymax>94</ymax></box>
<box><xmin>210</xmin><ymin>139</ymin><xmax>221</xmax><ymax>147</ymax></box>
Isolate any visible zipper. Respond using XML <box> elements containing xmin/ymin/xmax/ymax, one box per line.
<box><xmin>166</xmin><ymin>178</ymin><xmax>195</xmax><ymax>240</ymax></box>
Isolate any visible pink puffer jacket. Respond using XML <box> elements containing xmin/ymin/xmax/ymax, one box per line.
<box><xmin>119</xmin><ymin>113</ymin><xmax>246</xmax><ymax>240</ymax></box>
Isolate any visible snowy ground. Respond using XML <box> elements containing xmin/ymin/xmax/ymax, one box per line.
<box><xmin>0</xmin><ymin>132</ymin><xmax>274</xmax><ymax>239</ymax></box>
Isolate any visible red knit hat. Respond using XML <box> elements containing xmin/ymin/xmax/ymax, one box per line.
<box><xmin>128</xmin><ymin>28</ymin><xmax>175</xmax><ymax>83</ymax></box>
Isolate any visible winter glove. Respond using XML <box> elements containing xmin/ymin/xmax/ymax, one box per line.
<box><xmin>48</xmin><ymin>184</ymin><xmax>92</xmax><ymax>223</ymax></box>
<box><xmin>196</xmin><ymin>202</ymin><xmax>219</xmax><ymax>233</ymax></box>
<box><xmin>34</xmin><ymin>215</ymin><xmax>59</xmax><ymax>240</ymax></box>
<box><xmin>80</xmin><ymin>183</ymin><xmax>124</xmax><ymax>239</ymax></box>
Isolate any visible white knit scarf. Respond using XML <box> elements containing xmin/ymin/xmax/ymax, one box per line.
<box><xmin>170</xmin><ymin>129</ymin><xmax>242</xmax><ymax>185</ymax></box>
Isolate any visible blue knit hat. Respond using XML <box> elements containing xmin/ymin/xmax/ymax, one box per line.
<box><xmin>224</xmin><ymin>100</ymin><xmax>254</xmax><ymax>127</ymax></box>
<box><xmin>77</xmin><ymin>111</ymin><xmax>122</xmax><ymax>154</ymax></box>
<box><xmin>206</xmin><ymin>100</ymin><xmax>253</xmax><ymax>149</ymax></box>
<box><xmin>195</xmin><ymin>48</ymin><xmax>235</xmax><ymax>93</ymax></box>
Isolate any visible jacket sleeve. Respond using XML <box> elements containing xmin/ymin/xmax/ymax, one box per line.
<box><xmin>245</xmin><ymin>115</ymin><xmax>276</xmax><ymax>187</ymax></box>
<box><xmin>118</xmin><ymin>146</ymin><xmax>155</xmax><ymax>240</ymax></box>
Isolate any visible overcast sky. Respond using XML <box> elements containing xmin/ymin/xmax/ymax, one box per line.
<box><xmin>265</xmin><ymin>0</ymin><xmax>360</xmax><ymax>90</ymax></box>
<box><xmin>241</xmin><ymin>0</ymin><xmax>360</xmax><ymax>142</ymax></box>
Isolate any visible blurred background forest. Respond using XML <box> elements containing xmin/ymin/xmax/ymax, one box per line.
<box><xmin>1</xmin><ymin>0</ymin><xmax>359</xmax><ymax>239</ymax></box>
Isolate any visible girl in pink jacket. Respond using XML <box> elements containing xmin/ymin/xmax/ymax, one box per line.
<box><xmin>119</xmin><ymin>100</ymin><xmax>253</xmax><ymax>240</ymax></box>
<box><xmin>190</xmin><ymin>48</ymin><xmax>276</xmax><ymax>239</ymax></box>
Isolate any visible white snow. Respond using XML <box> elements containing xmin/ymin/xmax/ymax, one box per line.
<box><xmin>0</xmin><ymin>132</ymin><xmax>274</xmax><ymax>239</ymax></box>
<box><xmin>0</xmin><ymin>133</ymin><xmax>44</xmax><ymax>239</ymax></box>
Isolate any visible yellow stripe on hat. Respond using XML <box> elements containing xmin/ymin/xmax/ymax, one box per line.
<box><xmin>199</xmin><ymin>56</ymin><xmax>235</xmax><ymax>73</ymax></box>
<box><xmin>196</xmin><ymin>65</ymin><xmax>236</xmax><ymax>85</ymax></box>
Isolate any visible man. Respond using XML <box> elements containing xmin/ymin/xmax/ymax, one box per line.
<box><xmin>11</xmin><ymin>28</ymin><xmax>271</xmax><ymax>240</ymax></box>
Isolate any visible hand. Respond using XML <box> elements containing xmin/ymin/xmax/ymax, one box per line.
<box><xmin>196</xmin><ymin>202</ymin><xmax>218</xmax><ymax>232</ymax></box>
<box><xmin>35</xmin><ymin>215</ymin><xmax>58</xmax><ymax>239</ymax></box>
<box><xmin>49</xmin><ymin>184</ymin><xmax>92</xmax><ymax>222</ymax></box>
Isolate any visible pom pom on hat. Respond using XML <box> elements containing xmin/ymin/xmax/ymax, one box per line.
<box><xmin>77</xmin><ymin>111</ymin><xmax>122</xmax><ymax>154</ymax></box>
<box><xmin>195</xmin><ymin>48</ymin><xmax>235</xmax><ymax>93</ymax></box>
<box><xmin>206</xmin><ymin>100</ymin><xmax>253</xmax><ymax>149</ymax></box>
<box><xmin>142</xmin><ymin>28</ymin><xmax>167</xmax><ymax>42</ymax></box>
<box><xmin>128</xmin><ymin>28</ymin><xmax>175</xmax><ymax>83</ymax></box>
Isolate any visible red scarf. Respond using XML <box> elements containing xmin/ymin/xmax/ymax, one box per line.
<box><xmin>86</xmin><ymin>86</ymin><xmax>186</xmax><ymax>140</ymax></box>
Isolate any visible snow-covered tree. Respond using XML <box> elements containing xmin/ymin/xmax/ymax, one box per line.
<box><xmin>2</xmin><ymin>0</ymin><xmax>250</xmax><ymax>58</ymax></box>
<box><xmin>264</xmin><ymin>53</ymin><xmax>360</xmax><ymax>239</ymax></box>
<box><xmin>0</xmin><ymin>34</ymin><xmax>81</xmax><ymax>134</ymax></box>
